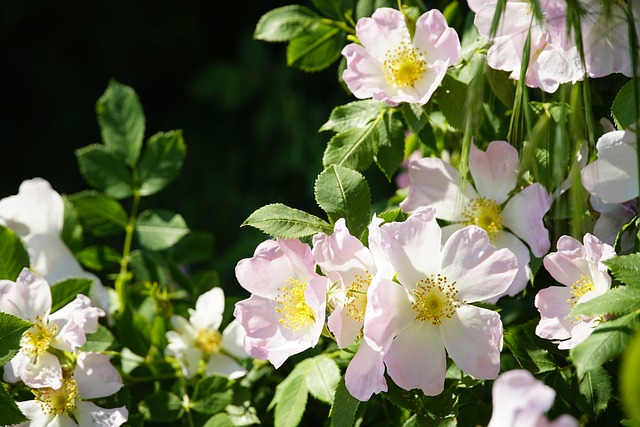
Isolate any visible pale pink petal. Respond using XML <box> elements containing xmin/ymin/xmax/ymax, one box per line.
<box><xmin>581</xmin><ymin>130</ymin><xmax>639</xmax><ymax>203</ymax></box>
<box><xmin>379</xmin><ymin>208</ymin><xmax>442</xmax><ymax>286</ymax></box>
<box><xmin>0</xmin><ymin>268</ymin><xmax>51</xmax><ymax>320</ymax></box>
<box><xmin>74</xmin><ymin>401</ymin><xmax>128</xmax><ymax>427</ymax></box>
<box><xmin>341</xmin><ymin>44</ymin><xmax>394</xmax><ymax>102</ymax></box>
<box><xmin>400</xmin><ymin>157</ymin><xmax>478</xmax><ymax>221</ymax></box>
<box><xmin>543</xmin><ymin>236</ymin><xmax>589</xmax><ymax>287</ymax></box>
<box><xmin>491</xmin><ymin>230</ymin><xmax>532</xmax><ymax>300</ymax></box>
<box><xmin>50</xmin><ymin>295</ymin><xmax>104</xmax><ymax>352</ymax></box>
<box><xmin>440</xmin><ymin>305</ymin><xmax>502</xmax><ymax>380</ymax></box>
<box><xmin>363</xmin><ymin>277</ymin><xmax>414</xmax><ymax>351</ymax></box>
<box><xmin>74</xmin><ymin>352</ymin><xmax>123</xmax><ymax>399</ymax></box>
<box><xmin>534</xmin><ymin>286</ymin><xmax>573</xmax><ymax>342</ymax></box>
<box><xmin>190</xmin><ymin>287</ymin><xmax>224</xmax><ymax>331</ymax></box>
<box><xmin>20</xmin><ymin>352</ymin><xmax>62</xmax><ymax>389</ymax></box>
<box><xmin>557</xmin><ymin>318</ymin><xmax>600</xmax><ymax>350</ymax></box>
<box><xmin>169</xmin><ymin>315</ymin><xmax>196</xmax><ymax>339</ymax></box>
<box><xmin>206</xmin><ymin>353</ymin><xmax>247</xmax><ymax>380</ymax></box>
<box><xmin>413</xmin><ymin>9</ymin><xmax>461</xmax><ymax>65</ymax></box>
<box><xmin>344</xmin><ymin>339</ymin><xmax>387</xmax><ymax>401</ymax></box>
<box><xmin>441</xmin><ymin>226</ymin><xmax>517</xmax><ymax>303</ymax></box>
<box><xmin>221</xmin><ymin>319</ymin><xmax>249</xmax><ymax>360</ymax></box>
<box><xmin>327</xmin><ymin>306</ymin><xmax>364</xmax><ymax>349</ymax></box>
<box><xmin>355</xmin><ymin>8</ymin><xmax>409</xmax><ymax>60</ymax></box>
<box><xmin>384</xmin><ymin>322</ymin><xmax>446</xmax><ymax>396</ymax></box>
<box><xmin>3</xmin><ymin>351</ymin><xmax>28</xmax><ymax>383</ymax></box>
<box><xmin>165</xmin><ymin>335</ymin><xmax>202</xmax><ymax>379</ymax></box>
<box><xmin>501</xmin><ymin>184</ymin><xmax>552</xmax><ymax>257</ymax></box>
<box><xmin>469</xmin><ymin>141</ymin><xmax>519</xmax><ymax>204</ymax></box>
<box><xmin>544</xmin><ymin>414</ymin><xmax>579</xmax><ymax>427</ymax></box>
<box><xmin>487</xmin><ymin>369</ymin><xmax>556</xmax><ymax>427</ymax></box>
<box><xmin>590</xmin><ymin>195</ymin><xmax>636</xmax><ymax>250</ymax></box>
<box><xmin>0</xmin><ymin>178</ymin><xmax>64</xmax><ymax>237</ymax></box>
<box><xmin>17</xmin><ymin>400</ymin><xmax>55</xmax><ymax>427</ymax></box>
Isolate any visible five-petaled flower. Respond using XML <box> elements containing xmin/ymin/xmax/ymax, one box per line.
<box><xmin>234</xmin><ymin>238</ymin><xmax>328</xmax><ymax>368</ymax></box>
<box><xmin>401</xmin><ymin>140</ymin><xmax>552</xmax><ymax>300</ymax></box>
<box><xmin>165</xmin><ymin>287</ymin><xmax>248</xmax><ymax>379</ymax></box>
<box><xmin>535</xmin><ymin>233</ymin><xmax>616</xmax><ymax>349</ymax></box>
<box><xmin>1</xmin><ymin>268</ymin><xmax>104</xmax><ymax>390</ymax></box>
<box><xmin>363</xmin><ymin>208</ymin><xmax>518</xmax><ymax>395</ymax></box>
<box><xmin>16</xmin><ymin>352</ymin><xmax>128</xmax><ymax>427</ymax></box>
<box><xmin>341</xmin><ymin>7</ymin><xmax>460</xmax><ymax>106</ymax></box>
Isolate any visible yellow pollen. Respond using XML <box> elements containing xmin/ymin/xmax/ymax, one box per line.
<box><xmin>33</xmin><ymin>377</ymin><xmax>78</xmax><ymax>416</ymax></box>
<box><xmin>20</xmin><ymin>315</ymin><xmax>57</xmax><ymax>358</ymax></box>
<box><xmin>345</xmin><ymin>271</ymin><xmax>372</xmax><ymax>323</ymax></box>
<box><xmin>462</xmin><ymin>197</ymin><xmax>504</xmax><ymax>242</ymax></box>
<box><xmin>568</xmin><ymin>274</ymin><xmax>595</xmax><ymax>307</ymax></box>
<box><xmin>382</xmin><ymin>41</ymin><xmax>427</xmax><ymax>88</ymax></box>
<box><xmin>412</xmin><ymin>274</ymin><xmax>461</xmax><ymax>325</ymax></box>
<box><xmin>275</xmin><ymin>278</ymin><xmax>315</xmax><ymax>331</ymax></box>
<box><xmin>195</xmin><ymin>329</ymin><xmax>222</xmax><ymax>357</ymax></box>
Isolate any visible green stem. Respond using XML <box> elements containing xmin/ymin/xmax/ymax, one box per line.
<box><xmin>115</xmin><ymin>186</ymin><xmax>141</xmax><ymax>312</ymax></box>
<box><xmin>320</xmin><ymin>18</ymin><xmax>355</xmax><ymax>35</ymax></box>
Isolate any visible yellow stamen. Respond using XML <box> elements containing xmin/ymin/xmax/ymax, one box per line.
<box><xmin>568</xmin><ymin>274</ymin><xmax>595</xmax><ymax>307</ymax></box>
<box><xmin>382</xmin><ymin>41</ymin><xmax>427</xmax><ymax>88</ymax></box>
<box><xmin>462</xmin><ymin>197</ymin><xmax>504</xmax><ymax>242</ymax></box>
<box><xmin>344</xmin><ymin>271</ymin><xmax>372</xmax><ymax>323</ymax></box>
<box><xmin>20</xmin><ymin>315</ymin><xmax>57</xmax><ymax>358</ymax></box>
<box><xmin>33</xmin><ymin>377</ymin><xmax>77</xmax><ymax>415</ymax></box>
<box><xmin>275</xmin><ymin>278</ymin><xmax>315</xmax><ymax>331</ymax></box>
<box><xmin>195</xmin><ymin>329</ymin><xmax>222</xmax><ymax>357</ymax></box>
<box><xmin>412</xmin><ymin>274</ymin><xmax>460</xmax><ymax>325</ymax></box>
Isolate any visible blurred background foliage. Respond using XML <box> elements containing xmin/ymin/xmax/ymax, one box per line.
<box><xmin>0</xmin><ymin>0</ymin><xmax>394</xmax><ymax>291</ymax></box>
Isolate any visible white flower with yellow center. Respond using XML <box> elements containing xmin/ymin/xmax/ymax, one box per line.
<box><xmin>165</xmin><ymin>287</ymin><xmax>248</xmax><ymax>379</ymax></box>
<box><xmin>401</xmin><ymin>140</ymin><xmax>553</xmax><ymax>300</ymax></box>
<box><xmin>234</xmin><ymin>238</ymin><xmax>328</xmax><ymax>368</ymax></box>
<box><xmin>1</xmin><ymin>268</ymin><xmax>104</xmax><ymax>389</ymax></box>
<box><xmin>363</xmin><ymin>208</ymin><xmax>518</xmax><ymax>396</ymax></box>
<box><xmin>341</xmin><ymin>7</ymin><xmax>460</xmax><ymax>106</ymax></box>
<box><xmin>16</xmin><ymin>352</ymin><xmax>127</xmax><ymax>427</ymax></box>
<box><xmin>535</xmin><ymin>233</ymin><xmax>616</xmax><ymax>350</ymax></box>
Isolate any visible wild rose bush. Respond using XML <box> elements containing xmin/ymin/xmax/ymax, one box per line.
<box><xmin>2</xmin><ymin>0</ymin><xmax>640</xmax><ymax>426</ymax></box>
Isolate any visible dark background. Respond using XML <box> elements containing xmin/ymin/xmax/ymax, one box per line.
<box><xmin>0</xmin><ymin>0</ymin><xmax>374</xmax><ymax>288</ymax></box>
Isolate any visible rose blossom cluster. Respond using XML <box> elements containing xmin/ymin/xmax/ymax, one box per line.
<box><xmin>1</xmin><ymin>269</ymin><xmax>127</xmax><ymax>427</ymax></box>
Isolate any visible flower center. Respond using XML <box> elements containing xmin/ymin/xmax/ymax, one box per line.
<box><xmin>412</xmin><ymin>274</ymin><xmax>460</xmax><ymax>325</ymax></box>
<box><xmin>21</xmin><ymin>315</ymin><xmax>57</xmax><ymax>358</ymax></box>
<box><xmin>195</xmin><ymin>329</ymin><xmax>222</xmax><ymax>357</ymax></box>
<box><xmin>382</xmin><ymin>41</ymin><xmax>427</xmax><ymax>88</ymax></box>
<box><xmin>33</xmin><ymin>377</ymin><xmax>78</xmax><ymax>415</ymax></box>
<box><xmin>275</xmin><ymin>278</ymin><xmax>315</xmax><ymax>331</ymax></box>
<box><xmin>568</xmin><ymin>274</ymin><xmax>595</xmax><ymax>307</ymax></box>
<box><xmin>462</xmin><ymin>197</ymin><xmax>504</xmax><ymax>242</ymax></box>
<box><xmin>344</xmin><ymin>271</ymin><xmax>372</xmax><ymax>323</ymax></box>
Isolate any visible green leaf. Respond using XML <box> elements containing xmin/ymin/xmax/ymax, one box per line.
<box><xmin>287</xmin><ymin>22</ymin><xmax>345</xmax><ymax>72</ymax></box>
<box><xmin>399</xmin><ymin>103</ymin><xmax>428</xmax><ymax>134</ymax></box>
<box><xmin>254</xmin><ymin>5</ymin><xmax>320</xmax><ymax>42</ymax></box>
<box><xmin>0</xmin><ymin>312</ymin><xmax>32</xmax><ymax>367</ymax></box>
<box><xmin>305</xmin><ymin>355</ymin><xmax>341</xmax><ymax>404</ymax></box>
<box><xmin>69</xmin><ymin>191</ymin><xmax>128</xmax><ymax>237</ymax></box>
<box><xmin>203</xmin><ymin>413</ymin><xmax>235</xmax><ymax>427</ymax></box>
<box><xmin>503</xmin><ymin>319</ymin><xmax>557</xmax><ymax>375</ymax></box>
<box><xmin>0</xmin><ymin>226</ymin><xmax>29</xmax><ymax>281</ymax></box>
<box><xmin>135</xmin><ymin>209</ymin><xmax>189</xmax><ymax>251</ymax></box>
<box><xmin>577</xmin><ymin>367</ymin><xmax>613</xmax><ymax>418</ymax></box>
<box><xmin>96</xmin><ymin>79</ymin><xmax>145</xmax><ymax>165</ymax></box>
<box><xmin>571</xmin><ymin>311</ymin><xmax>640</xmax><ymax>378</ymax></box>
<box><xmin>76</xmin><ymin>144</ymin><xmax>134</xmax><ymax>199</ymax></box>
<box><xmin>312</xmin><ymin>0</ymin><xmax>354</xmax><ymax>20</ymax></box>
<box><xmin>320</xmin><ymin>100</ymin><xmax>386</xmax><ymax>133</ymax></box>
<box><xmin>486</xmin><ymin>67</ymin><xmax>516</xmax><ymax>108</ymax></box>
<box><xmin>139</xmin><ymin>391</ymin><xmax>184</xmax><ymax>423</ymax></box>
<box><xmin>435</xmin><ymin>74</ymin><xmax>468</xmax><ymax>130</ymax></box>
<box><xmin>315</xmin><ymin>165</ymin><xmax>371</xmax><ymax>238</ymax></box>
<box><xmin>329</xmin><ymin>377</ymin><xmax>360</xmax><ymax>427</ymax></box>
<box><xmin>0</xmin><ymin>384</ymin><xmax>27</xmax><ymax>426</ymax></box>
<box><xmin>75</xmin><ymin>245</ymin><xmax>121</xmax><ymax>271</ymax></box>
<box><xmin>385</xmin><ymin>377</ymin><xmax>458</xmax><ymax>421</ymax></box>
<box><xmin>50</xmin><ymin>278</ymin><xmax>94</xmax><ymax>313</ymax></box>
<box><xmin>137</xmin><ymin>130</ymin><xmax>186</xmax><ymax>196</ymax></box>
<box><xmin>355</xmin><ymin>0</ymin><xmax>395</xmax><ymax>19</ymax></box>
<box><xmin>375</xmin><ymin>109</ymin><xmax>405</xmax><ymax>180</ymax></box>
<box><xmin>273</xmin><ymin>367</ymin><xmax>309</xmax><ymax>427</ymax></box>
<box><xmin>191</xmin><ymin>375</ymin><xmax>233</xmax><ymax>415</ymax></box>
<box><xmin>169</xmin><ymin>231</ymin><xmax>214</xmax><ymax>265</ymax></box>
<box><xmin>323</xmin><ymin>126</ymin><xmax>378</xmax><ymax>171</ymax></box>
<box><xmin>612</xmin><ymin>78</ymin><xmax>639</xmax><ymax>130</ymax></box>
<box><xmin>82</xmin><ymin>324</ymin><xmax>115</xmax><ymax>352</ymax></box>
<box><xmin>621</xmin><ymin>330</ymin><xmax>640</xmax><ymax>423</ymax></box>
<box><xmin>571</xmin><ymin>286</ymin><xmax>640</xmax><ymax>318</ymax></box>
<box><xmin>242</xmin><ymin>203</ymin><xmax>333</xmax><ymax>238</ymax></box>
<box><xmin>605</xmin><ymin>254</ymin><xmax>640</xmax><ymax>288</ymax></box>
